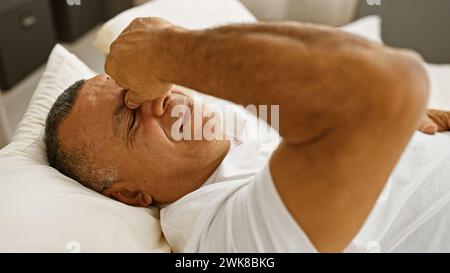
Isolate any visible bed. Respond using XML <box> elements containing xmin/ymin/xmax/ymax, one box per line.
<box><xmin>1</xmin><ymin>0</ymin><xmax>450</xmax><ymax>252</ymax></box>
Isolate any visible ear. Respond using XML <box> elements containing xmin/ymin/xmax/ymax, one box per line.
<box><xmin>104</xmin><ymin>187</ymin><xmax>153</xmax><ymax>207</ymax></box>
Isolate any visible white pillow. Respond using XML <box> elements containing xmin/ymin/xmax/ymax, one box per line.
<box><xmin>0</xmin><ymin>45</ymin><xmax>170</xmax><ymax>253</ymax></box>
<box><xmin>94</xmin><ymin>0</ymin><xmax>381</xmax><ymax>55</ymax></box>
<box><xmin>94</xmin><ymin>0</ymin><xmax>257</xmax><ymax>54</ymax></box>
<box><xmin>426</xmin><ymin>63</ymin><xmax>450</xmax><ymax>110</ymax></box>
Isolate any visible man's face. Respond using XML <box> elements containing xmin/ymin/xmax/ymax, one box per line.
<box><xmin>58</xmin><ymin>75</ymin><xmax>229</xmax><ymax>205</ymax></box>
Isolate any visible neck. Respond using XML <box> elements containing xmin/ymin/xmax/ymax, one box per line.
<box><xmin>155</xmin><ymin>140</ymin><xmax>230</xmax><ymax>205</ymax></box>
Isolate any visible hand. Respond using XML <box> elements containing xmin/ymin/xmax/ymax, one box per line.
<box><xmin>105</xmin><ymin>17</ymin><xmax>176</xmax><ymax>109</ymax></box>
<box><xmin>418</xmin><ymin>109</ymin><xmax>450</xmax><ymax>134</ymax></box>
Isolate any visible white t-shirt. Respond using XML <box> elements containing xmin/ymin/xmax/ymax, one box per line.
<box><xmin>160</xmin><ymin>92</ymin><xmax>450</xmax><ymax>253</ymax></box>
<box><xmin>160</xmin><ymin>92</ymin><xmax>318</xmax><ymax>252</ymax></box>
<box><xmin>161</xmin><ymin>138</ymin><xmax>317</xmax><ymax>252</ymax></box>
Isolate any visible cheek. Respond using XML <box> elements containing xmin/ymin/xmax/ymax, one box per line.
<box><xmin>133</xmin><ymin>120</ymin><xmax>178</xmax><ymax>172</ymax></box>
<box><xmin>139</xmin><ymin>119</ymin><xmax>171</xmax><ymax>148</ymax></box>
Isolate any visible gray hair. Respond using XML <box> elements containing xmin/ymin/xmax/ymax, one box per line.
<box><xmin>45</xmin><ymin>80</ymin><xmax>118</xmax><ymax>192</ymax></box>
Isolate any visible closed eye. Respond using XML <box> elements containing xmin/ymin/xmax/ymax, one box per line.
<box><xmin>128</xmin><ymin>109</ymin><xmax>137</xmax><ymax>133</ymax></box>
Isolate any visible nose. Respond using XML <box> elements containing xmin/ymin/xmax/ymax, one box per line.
<box><xmin>140</xmin><ymin>90</ymin><xmax>172</xmax><ymax>117</ymax></box>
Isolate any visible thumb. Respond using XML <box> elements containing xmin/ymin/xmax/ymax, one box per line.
<box><xmin>419</xmin><ymin>115</ymin><xmax>438</xmax><ymax>134</ymax></box>
<box><xmin>124</xmin><ymin>90</ymin><xmax>146</xmax><ymax>109</ymax></box>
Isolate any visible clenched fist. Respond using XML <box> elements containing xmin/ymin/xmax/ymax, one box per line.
<box><xmin>105</xmin><ymin>17</ymin><xmax>179</xmax><ymax>109</ymax></box>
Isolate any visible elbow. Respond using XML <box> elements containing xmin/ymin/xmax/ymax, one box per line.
<box><xmin>378</xmin><ymin>49</ymin><xmax>429</xmax><ymax>127</ymax></box>
<box><xmin>278</xmin><ymin>47</ymin><xmax>429</xmax><ymax>145</ymax></box>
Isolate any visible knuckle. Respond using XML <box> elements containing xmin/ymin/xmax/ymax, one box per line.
<box><xmin>132</xmin><ymin>17</ymin><xmax>146</xmax><ymax>25</ymax></box>
<box><xmin>109</xmin><ymin>40</ymin><xmax>117</xmax><ymax>51</ymax></box>
<box><xmin>399</xmin><ymin>49</ymin><xmax>423</xmax><ymax>62</ymax></box>
<box><xmin>104</xmin><ymin>58</ymin><xmax>113</xmax><ymax>73</ymax></box>
<box><xmin>105</xmin><ymin>55</ymin><xmax>118</xmax><ymax>75</ymax></box>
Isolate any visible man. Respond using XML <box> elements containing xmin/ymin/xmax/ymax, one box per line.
<box><xmin>45</xmin><ymin>18</ymin><xmax>446</xmax><ymax>252</ymax></box>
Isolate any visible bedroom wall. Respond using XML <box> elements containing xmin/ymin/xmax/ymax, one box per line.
<box><xmin>358</xmin><ymin>0</ymin><xmax>450</xmax><ymax>63</ymax></box>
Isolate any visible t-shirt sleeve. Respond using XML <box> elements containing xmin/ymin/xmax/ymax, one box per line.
<box><xmin>160</xmin><ymin>162</ymin><xmax>317</xmax><ymax>252</ymax></box>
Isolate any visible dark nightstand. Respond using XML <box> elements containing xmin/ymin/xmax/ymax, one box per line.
<box><xmin>51</xmin><ymin>0</ymin><xmax>133</xmax><ymax>42</ymax></box>
<box><xmin>0</xmin><ymin>0</ymin><xmax>57</xmax><ymax>91</ymax></box>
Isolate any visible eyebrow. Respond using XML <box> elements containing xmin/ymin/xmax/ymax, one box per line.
<box><xmin>112</xmin><ymin>92</ymin><xmax>127</xmax><ymax>137</ymax></box>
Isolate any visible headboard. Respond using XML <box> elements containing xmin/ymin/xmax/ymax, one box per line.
<box><xmin>358</xmin><ymin>0</ymin><xmax>450</xmax><ymax>63</ymax></box>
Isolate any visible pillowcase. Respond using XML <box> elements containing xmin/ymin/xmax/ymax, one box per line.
<box><xmin>425</xmin><ymin>63</ymin><xmax>450</xmax><ymax>110</ymax></box>
<box><xmin>94</xmin><ymin>0</ymin><xmax>382</xmax><ymax>55</ymax></box>
<box><xmin>0</xmin><ymin>45</ymin><xmax>170</xmax><ymax>252</ymax></box>
<box><xmin>94</xmin><ymin>0</ymin><xmax>257</xmax><ymax>54</ymax></box>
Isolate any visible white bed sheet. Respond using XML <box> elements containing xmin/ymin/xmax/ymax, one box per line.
<box><xmin>348</xmin><ymin>130</ymin><xmax>450</xmax><ymax>252</ymax></box>
<box><xmin>95</xmin><ymin>0</ymin><xmax>257</xmax><ymax>54</ymax></box>
<box><xmin>426</xmin><ymin>63</ymin><xmax>450</xmax><ymax>110</ymax></box>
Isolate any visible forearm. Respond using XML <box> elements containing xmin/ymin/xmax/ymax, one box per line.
<box><xmin>155</xmin><ymin>23</ymin><xmax>428</xmax><ymax>143</ymax></box>
<box><xmin>158</xmin><ymin>23</ymin><xmax>315</xmax><ymax>105</ymax></box>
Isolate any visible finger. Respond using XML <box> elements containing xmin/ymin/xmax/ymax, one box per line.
<box><xmin>418</xmin><ymin>115</ymin><xmax>437</xmax><ymax>134</ymax></box>
<box><xmin>421</xmin><ymin>122</ymin><xmax>438</xmax><ymax>134</ymax></box>
<box><xmin>105</xmin><ymin>54</ymin><xmax>129</xmax><ymax>90</ymax></box>
<box><xmin>427</xmin><ymin>110</ymin><xmax>450</xmax><ymax>132</ymax></box>
<box><xmin>120</xmin><ymin>17</ymin><xmax>145</xmax><ymax>34</ymax></box>
<box><xmin>104</xmin><ymin>57</ymin><xmax>113</xmax><ymax>77</ymax></box>
<box><xmin>124</xmin><ymin>90</ymin><xmax>146</xmax><ymax>109</ymax></box>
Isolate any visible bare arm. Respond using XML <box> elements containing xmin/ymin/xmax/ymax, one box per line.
<box><xmin>106</xmin><ymin>19</ymin><xmax>426</xmax><ymax>144</ymax></box>
<box><xmin>419</xmin><ymin>109</ymin><xmax>450</xmax><ymax>134</ymax></box>
<box><xmin>106</xmin><ymin>18</ymin><xmax>429</xmax><ymax>251</ymax></box>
